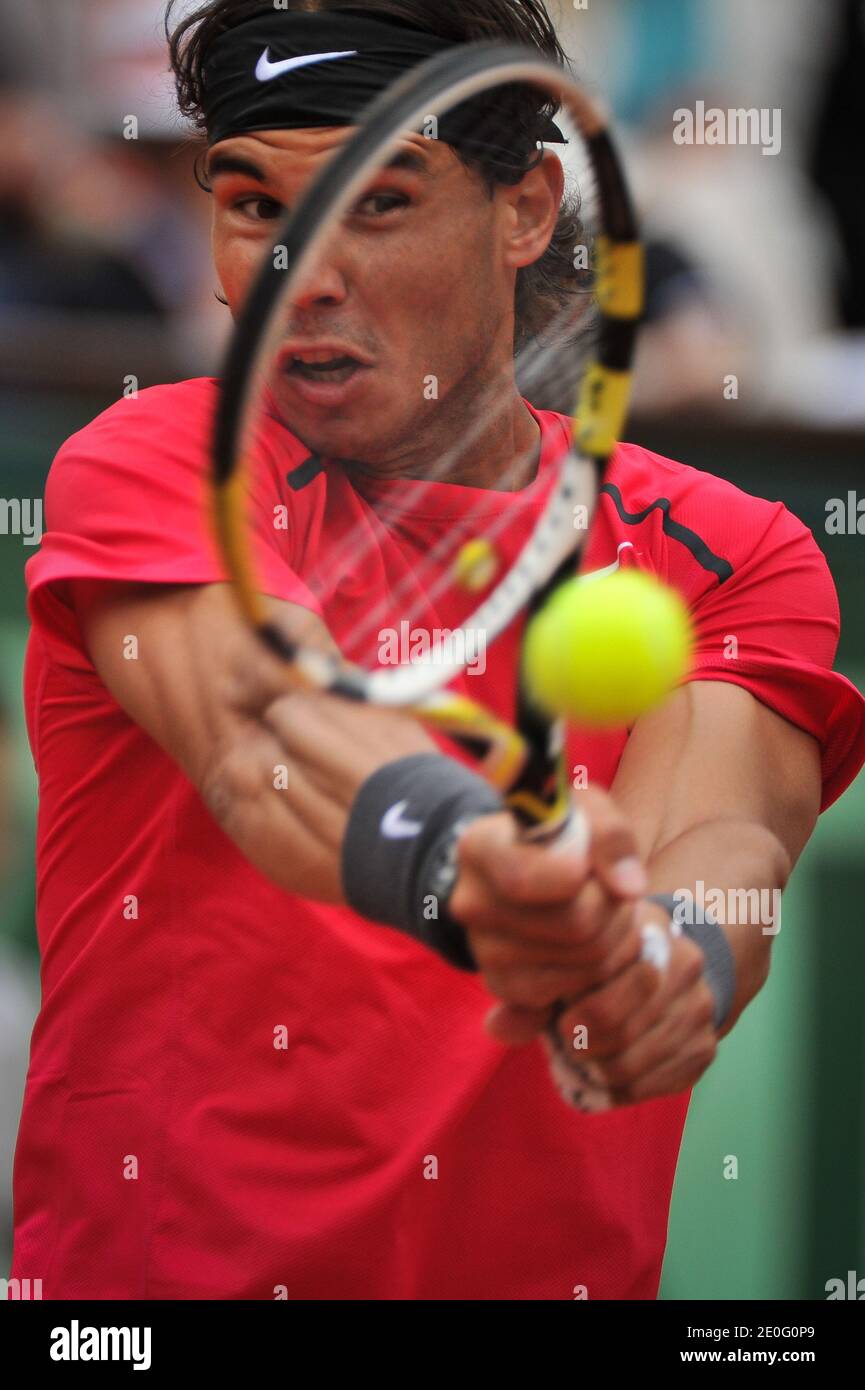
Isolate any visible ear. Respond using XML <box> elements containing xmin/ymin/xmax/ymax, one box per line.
<box><xmin>500</xmin><ymin>151</ymin><xmax>565</xmax><ymax>270</ymax></box>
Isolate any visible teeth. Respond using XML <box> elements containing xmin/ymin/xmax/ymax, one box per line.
<box><xmin>289</xmin><ymin>355</ymin><xmax>358</xmax><ymax>384</ymax></box>
<box><xmin>293</xmin><ymin>350</ymin><xmax>350</xmax><ymax>365</ymax></box>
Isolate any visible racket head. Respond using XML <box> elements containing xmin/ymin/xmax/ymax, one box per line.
<box><xmin>210</xmin><ymin>42</ymin><xmax>643</xmax><ymax>818</ymax></box>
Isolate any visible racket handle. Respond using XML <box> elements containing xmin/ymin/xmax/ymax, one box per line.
<box><xmin>519</xmin><ymin>805</ymin><xmax>617</xmax><ymax>1114</ymax></box>
<box><xmin>543</xmin><ymin>1010</ymin><xmax>614</xmax><ymax>1112</ymax></box>
<box><xmin>541</xmin><ymin>920</ymin><xmax>676</xmax><ymax>1112</ymax></box>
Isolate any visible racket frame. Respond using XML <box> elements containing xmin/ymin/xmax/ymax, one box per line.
<box><xmin>211</xmin><ymin>43</ymin><xmax>645</xmax><ymax>1111</ymax></box>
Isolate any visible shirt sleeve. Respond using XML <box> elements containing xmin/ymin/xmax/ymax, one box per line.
<box><xmin>26</xmin><ymin>380</ymin><xmax>320</xmax><ymax>669</ymax></box>
<box><xmin>684</xmin><ymin>495</ymin><xmax>865</xmax><ymax>811</ymax></box>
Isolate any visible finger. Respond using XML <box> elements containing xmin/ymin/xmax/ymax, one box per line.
<box><xmin>467</xmin><ymin>903</ymin><xmax>648</xmax><ymax>1013</ymax></box>
<box><xmin>476</xmin><ymin>959</ymin><xmax>613</xmax><ymax>1010</ymax></box>
<box><xmin>483</xmin><ymin>1001</ymin><xmax>551</xmax><ymax>1045</ymax></box>
<box><xmin>578</xmin><ymin>970</ymin><xmax>716</xmax><ymax>1094</ymax></box>
<box><xmin>556</xmin><ymin>930</ymin><xmax>703</xmax><ymax>1058</ymax></box>
<box><xmin>475</xmin><ymin>911</ymin><xmax>671</xmax><ymax>1008</ymax></box>
<box><xmin>464</xmin><ymin>889</ymin><xmax>641</xmax><ymax>959</ymax></box>
<box><xmin>621</xmin><ymin>1022</ymin><xmax>718</xmax><ymax>1104</ymax></box>
<box><xmin>556</xmin><ymin>953</ymin><xmax>663</xmax><ymax>1058</ymax></box>
<box><xmin>572</xmin><ymin>786</ymin><xmax>647</xmax><ymax>899</ymax></box>
<box><xmin>457</xmin><ymin>812</ymin><xmax>591</xmax><ymax>906</ymax></box>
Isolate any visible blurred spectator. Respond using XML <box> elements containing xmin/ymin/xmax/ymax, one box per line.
<box><xmin>0</xmin><ymin>90</ymin><xmax>164</xmax><ymax>316</ymax></box>
<box><xmin>556</xmin><ymin>0</ymin><xmax>865</xmax><ymax>423</ymax></box>
<box><xmin>3</xmin><ymin>0</ymin><xmax>861</xmax><ymax>414</ymax></box>
<box><xmin>809</xmin><ymin>0</ymin><xmax>865</xmax><ymax>329</ymax></box>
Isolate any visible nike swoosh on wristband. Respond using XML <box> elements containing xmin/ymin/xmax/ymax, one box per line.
<box><xmin>255</xmin><ymin>47</ymin><xmax>359</xmax><ymax>82</ymax></box>
<box><xmin>381</xmin><ymin>801</ymin><xmax>423</xmax><ymax>839</ymax></box>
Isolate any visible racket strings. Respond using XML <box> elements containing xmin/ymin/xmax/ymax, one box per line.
<box><xmin>238</xmin><ymin>82</ymin><xmax>607</xmax><ymax>679</ymax></box>
<box><xmin>258</xmin><ymin>231</ymin><xmax>601</xmax><ymax>667</ymax></box>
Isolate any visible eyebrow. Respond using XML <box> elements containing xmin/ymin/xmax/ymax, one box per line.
<box><xmin>205</xmin><ymin>146</ymin><xmax>433</xmax><ymax>184</ymax></box>
<box><xmin>206</xmin><ymin>152</ymin><xmax>267</xmax><ymax>183</ymax></box>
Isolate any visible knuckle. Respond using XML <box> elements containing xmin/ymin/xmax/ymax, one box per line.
<box><xmin>477</xmin><ymin>967</ymin><xmax>509</xmax><ymax>999</ymax></box>
<box><xmin>691</xmin><ymin>1034</ymin><xmax>718</xmax><ymax>1075</ymax></box>
<box><xmin>520</xmin><ymin>969</ymin><xmax>568</xmax><ymax>1009</ymax></box>
<box><xmin>200</xmin><ymin>742</ymin><xmax>262</xmax><ymax>829</ymax></box>
<box><xmin>593</xmin><ymin>821</ymin><xmax>635</xmax><ymax>863</ymax></box>
<box><xmin>692</xmin><ymin>985</ymin><xmax>716</xmax><ymax>1030</ymax></box>
<box><xmin>472</xmin><ymin>935</ymin><xmax>513</xmax><ymax>971</ymax></box>
<box><xmin>677</xmin><ymin>938</ymin><xmax>706</xmax><ymax>984</ymax></box>
<box><xmin>494</xmin><ymin>857</ymin><xmax>532</xmax><ymax>902</ymax></box>
<box><xmin>449</xmin><ymin>877</ymin><xmax>486</xmax><ymax>925</ymax></box>
<box><xmin>476</xmin><ymin>963</ymin><xmax>551</xmax><ymax>1009</ymax></box>
<box><xmin>581</xmin><ymin>993</ymin><xmax>617</xmax><ymax>1035</ymax></box>
<box><xmin>455</xmin><ymin>811</ymin><xmax>507</xmax><ymax>869</ymax></box>
<box><xmin>599</xmin><ymin>1054</ymin><xmax>631</xmax><ymax>1089</ymax></box>
<box><xmin>637</xmin><ymin>955</ymin><xmax>664</xmax><ymax>999</ymax></box>
<box><xmin>611</xmin><ymin>1010</ymin><xmax>643</xmax><ymax>1051</ymax></box>
<box><xmin>454</xmin><ymin>820</ymin><xmax>485</xmax><ymax>869</ymax></box>
<box><xmin>572</xmin><ymin>881</ymin><xmax>607</xmax><ymax>939</ymax></box>
<box><xmin>588</xmin><ymin>924</ymin><xmax>640</xmax><ymax>982</ymax></box>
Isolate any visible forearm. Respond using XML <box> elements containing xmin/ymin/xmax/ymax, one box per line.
<box><xmin>75</xmin><ymin>578</ymin><xmax>437</xmax><ymax>904</ymax></box>
<box><xmin>201</xmin><ymin>688</ymin><xmax>436</xmax><ymax>902</ymax></box>
<box><xmin>645</xmin><ymin>817</ymin><xmax>792</xmax><ymax>1035</ymax></box>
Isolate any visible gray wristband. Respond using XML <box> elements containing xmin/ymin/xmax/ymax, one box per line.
<box><xmin>341</xmin><ymin>753</ymin><xmax>502</xmax><ymax>970</ymax></box>
<box><xmin>648</xmin><ymin>892</ymin><xmax>736</xmax><ymax>1028</ymax></box>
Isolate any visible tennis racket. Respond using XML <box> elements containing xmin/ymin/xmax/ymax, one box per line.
<box><xmin>211</xmin><ymin>42</ymin><xmax>644</xmax><ymax>1111</ymax></box>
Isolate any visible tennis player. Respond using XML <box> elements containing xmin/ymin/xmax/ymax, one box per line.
<box><xmin>10</xmin><ymin>0</ymin><xmax>865</xmax><ymax>1301</ymax></box>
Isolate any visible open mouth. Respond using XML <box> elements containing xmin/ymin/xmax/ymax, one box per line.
<box><xmin>284</xmin><ymin>353</ymin><xmax>365</xmax><ymax>385</ymax></box>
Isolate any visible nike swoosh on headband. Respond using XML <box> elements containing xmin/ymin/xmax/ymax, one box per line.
<box><xmin>255</xmin><ymin>47</ymin><xmax>359</xmax><ymax>82</ymax></box>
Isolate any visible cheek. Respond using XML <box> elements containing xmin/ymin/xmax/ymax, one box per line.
<box><xmin>212</xmin><ymin>220</ymin><xmax>264</xmax><ymax>308</ymax></box>
<box><xmin>372</xmin><ymin>209</ymin><xmax>497</xmax><ymax>336</ymax></box>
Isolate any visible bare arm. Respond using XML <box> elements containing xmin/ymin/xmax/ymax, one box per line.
<box><xmin>611</xmin><ymin>678</ymin><xmax>821</xmax><ymax>1033</ymax></box>
<box><xmin>74</xmin><ymin>579</ymin><xmax>434</xmax><ymax>901</ymax></box>
<box><xmin>77</xmin><ymin>577</ymin><xmax>824</xmax><ymax>1108</ymax></box>
<box><xmin>465</xmin><ymin>679</ymin><xmax>821</xmax><ymax>1105</ymax></box>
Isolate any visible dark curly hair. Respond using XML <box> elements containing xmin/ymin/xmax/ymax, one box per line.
<box><xmin>165</xmin><ymin>0</ymin><xmax>586</xmax><ymax>352</ymax></box>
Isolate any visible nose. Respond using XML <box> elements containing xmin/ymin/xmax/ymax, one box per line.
<box><xmin>290</xmin><ymin>239</ymin><xmax>349</xmax><ymax>310</ymax></box>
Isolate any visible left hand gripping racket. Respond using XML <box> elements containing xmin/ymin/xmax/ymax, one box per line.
<box><xmin>211</xmin><ymin>42</ymin><xmax>644</xmax><ymax>1111</ymax></box>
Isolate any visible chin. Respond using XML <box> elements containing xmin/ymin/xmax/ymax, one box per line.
<box><xmin>288</xmin><ymin>420</ymin><xmax>387</xmax><ymax>464</ymax></box>
<box><xmin>277</xmin><ymin>397</ymin><xmax>405</xmax><ymax>465</ymax></box>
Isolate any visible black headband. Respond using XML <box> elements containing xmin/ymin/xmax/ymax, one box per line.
<box><xmin>202</xmin><ymin>8</ymin><xmax>567</xmax><ymax>167</ymax></box>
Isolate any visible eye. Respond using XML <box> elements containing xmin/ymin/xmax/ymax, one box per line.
<box><xmin>234</xmin><ymin>195</ymin><xmax>284</xmax><ymax>222</ymax></box>
<box><xmin>353</xmin><ymin>190</ymin><xmax>410</xmax><ymax>217</ymax></box>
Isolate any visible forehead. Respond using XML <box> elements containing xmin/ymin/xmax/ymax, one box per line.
<box><xmin>205</xmin><ymin>127</ymin><xmax>459</xmax><ymax>186</ymax></box>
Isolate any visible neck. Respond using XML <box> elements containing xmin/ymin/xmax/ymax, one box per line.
<box><xmin>343</xmin><ymin>386</ymin><xmax>543</xmax><ymax>494</ymax></box>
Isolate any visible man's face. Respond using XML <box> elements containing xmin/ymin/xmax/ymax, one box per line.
<box><xmin>207</xmin><ymin>127</ymin><xmax>521</xmax><ymax>469</ymax></box>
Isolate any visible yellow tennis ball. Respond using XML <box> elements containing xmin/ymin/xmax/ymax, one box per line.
<box><xmin>523</xmin><ymin>569</ymin><xmax>693</xmax><ymax>726</ymax></box>
<box><xmin>454</xmin><ymin>538</ymin><xmax>498</xmax><ymax>592</ymax></box>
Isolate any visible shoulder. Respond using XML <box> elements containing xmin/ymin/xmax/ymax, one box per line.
<box><xmin>534</xmin><ymin>405</ymin><xmax>818</xmax><ymax>585</ymax></box>
<box><xmin>39</xmin><ymin>378</ymin><xmax>228</xmax><ymax>547</ymax></box>
<box><xmin>536</xmin><ymin>405</ymin><xmax>837</xmax><ymax>625</ymax></box>
<box><xmin>53</xmin><ymin>377</ymin><xmax>220</xmax><ymax>466</ymax></box>
<box><xmin>608</xmin><ymin>439</ymin><xmax>785</xmax><ymax>535</ymax></box>
<box><xmin>608</xmin><ymin>438</ymin><xmax>828</xmax><ymax>593</ymax></box>
<box><xmin>533</xmin><ymin>404</ymin><xmax>787</xmax><ymax>542</ymax></box>
<box><xmin>44</xmin><ymin>377</ymin><xmax>230</xmax><ymax>528</ymax></box>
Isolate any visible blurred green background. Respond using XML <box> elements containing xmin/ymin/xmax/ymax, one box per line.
<box><xmin>644</xmin><ymin>423</ymin><xmax>865</xmax><ymax>1301</ymax></box>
